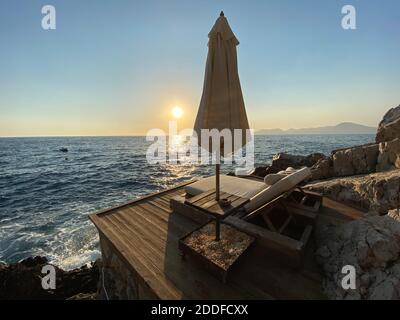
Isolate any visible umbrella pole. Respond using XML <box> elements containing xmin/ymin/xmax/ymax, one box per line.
<box><xmin>216</xmin><ymin>163</ymin><xmax>220</xmax><ymax>201</ymax></box>
<box><xmin>214</xmin><ymin>149</ymin><xmax>221</xmax><ymax>241</ymax></box>
<box><xmin>216</xmin><ymin>144</ymin><xmax>221</xmax><ymax>201</ymax></box>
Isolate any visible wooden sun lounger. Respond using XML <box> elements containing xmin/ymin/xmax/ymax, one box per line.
<box><xmin>171</xmin><ymin>186</ymin><xmax>320</xmax><ymax>268</ymax></box>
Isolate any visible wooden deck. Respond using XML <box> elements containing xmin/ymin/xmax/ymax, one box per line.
<box><xmin>89</xmin><ymin>180</ymin><xmax>365</xmax><ymax>300</ymax></box>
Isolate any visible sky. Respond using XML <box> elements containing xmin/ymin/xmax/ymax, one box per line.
<box><xmin>0</xmin><ymin>0</ymin><xmax>399</xmax><ymax>137</ymax></box>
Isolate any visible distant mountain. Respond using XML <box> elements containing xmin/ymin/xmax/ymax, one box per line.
<box><xmin>256</xmin><ymin>122</ymin><xmax>376</xmax><ymax>135</ymax></box>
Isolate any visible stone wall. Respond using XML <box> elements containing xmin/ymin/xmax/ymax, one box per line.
<box><xmin>332</xmin><ymin>144</ymin><xmax>379</xmax><ymax>177</ymax></box>
<box><xmin>314</xmin><ymin>213</ymin><xmax>400</xmax><ymax>299</ymax></box>
<box><xmin>309</xmin><ymin>143</ymin><xmax>379</xmax><ymax>181</ymax></box>
<box><xmin>305</xmin><ymin>169</ymin><xmax>400</xmax><ymax>214</ymax></box>
<box><xmin>374</xmin><ymin>105</ymin><xmax>400</xmax><ymax>172</ymax></box>
<box><xmin>98</xmin><ymin>234</ymin><xmax>156</xmax><ymax>300</ymax></box>
<box><xmin>376</xmin><ymin>105</ymin><xmax>400</xmax><ymax>143</ymax></box>
<box><xmin>255</xmin><ymin>143</ymin><xmax>382</xmax><ymax>182</ymax></box>
<box><xmin>376</xmin><ymin>138</ymin><xmax>400</xmax><ymax>172</ymax></box>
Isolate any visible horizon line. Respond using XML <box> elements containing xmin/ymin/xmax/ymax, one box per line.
<box><xmin>0</xmin><ymin>121</ymin><xmax>380</xmax><ymax>139</ymax></box>
<box><xmin>0</xmin><ymin>133</ymin><xmax>377</xmax><ymax>139</ymax></box>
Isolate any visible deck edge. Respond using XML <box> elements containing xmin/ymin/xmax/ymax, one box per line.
<box><xmin>89</xmin><ymin>179</ymin><xmax>196</xmax><ymax>222</ymax></box>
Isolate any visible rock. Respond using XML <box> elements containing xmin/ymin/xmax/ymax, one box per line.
<box><xmin>332</xmin><ymin>144</ymin><xmax>379</xmax><ymax>177</ymax></box>
<box><xmin>67</xmin><ymin>292</ymin><xmax>98</xmax><ymax>300</ymax></box>
<box><xmin>255</xmin><ymin>106</ymin><xmax>400</xmax><ymax>181</ymax></box>
<box><xmin>251</xmin><ymin>153</ymin><xmax>326</xmax><ymax>179</ymax></box>
<box><xmin>255</xmin><ymin>139</ymin><xmax>393</xmax><ymax>181</ymax></box>
<box><xmin>376</xmin><ymin>138</ymin><xmax>400</xmax><ymax>172</ymax></box>
<box><xmin>388</xmin><ymin>209</ymin><xmax>400</xmax><ymax>222</ymax></box>
<box><xmin>0</xmin><ymin>256</ymin><xmax>100</xmax><ymax>300</ymax></box>
<box><xmin>311</xmin><ymin>143</ymin><xmax>382</xmax><ymax>181</ymax></box>
<box><xmin>360</xmin><ymin>273</ymin><xmax>370</xmax><ymax>287</ymax></box>
<box><xmin>376</xmin><ymin>105</ymin><xmax>400</xmax><ymax>143</ymax></box>
<box><xmin>251</xmin><ymin>166</ymin><xmax>268</xmax><ymax>178</ymax></box>
<box><xmin>315</xmin><ymin>214</ymin><xmax>400</xmax><ymax>299</ymax></box>
<box><xmin>305</xmin><ymin>169</ymin><xmax>400</xmax><ymax>214</ymax></box>
<box><xmin>0</xmin><ymin>256</ymin><xmax>50</xmax><ymax>300</ymax></box>
<box><xmin>369</xmin><ymin>276</ymin><xmax>400</xmax><ymax>300</ymax></box>
<box><xmin>56</xmin><ymin>261</ymin><xmax>100</xmax><ymax>299</ymax></box>
<box><xmin>305</xmin><ymin>153</ymin><xmax>327</xmax><ymax>166</ymax></box>
<box><xmin>20</xmin><ymin>256</ymin><xmax>48</xmax><ymax>267</ymax></box>
<box><xmin>265</xmin><ymin>152</ymin><xmax>326</xmax><ymax>175</ymax></box>
<box><xmin>366</xmin><ymin>230</ymin><xmax>400</xmax><ymax>268</ymax></box>
<box><xmin>311</xmin><ymin>158</ymin><xmax>333</xmax><ymax>181</ymax></box>
<box><xmin>316</xmin><ymin>246</ymin><xmax>331</xmax><ymax>259</ymax></box>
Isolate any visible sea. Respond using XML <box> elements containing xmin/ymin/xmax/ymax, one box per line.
<box><xmin>0</xmin><ymin>134</ymin><xmax>374</xmax><ymax>269</ymax></box>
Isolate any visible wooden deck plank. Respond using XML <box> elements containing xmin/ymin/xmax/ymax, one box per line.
<box><xmin>191</xmin><ymin>191</ymin><xmax>219</xmax><ymax>207</ymax></box>
<box><xmin>139</xmin><ymin>201</ymin><xmax>196</xmax><ymax>234</ymax></box>
<box><xmin>101</xmin><ymin>215</ymin><xmax>181</xmax><ymax>299</ymax></box>
<box><xmin>91</xmin><ymin>215</ymin><xmax>180</xmax><ymax>299</ymax></box>
<box><xmin>150</xmin><ymin>196</ymin><xmax>172</xmax><ymax>210</ymax></box>
<box><xmin>93</xmin><ymin>192</ymin><xmax>200</xmax><ymax>299</ymax></box>
<box><xmin>186</xmin><ymin>189</ymin><xmax>215</xmax><ymax>204</ymax></box>
<box><xmin>94</xmin><ymin>180</ymin><xmax>195</xmax><ymax>217</ymax></box>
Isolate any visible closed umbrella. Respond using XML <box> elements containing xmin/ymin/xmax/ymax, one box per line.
<box><xmin>194</xmin><ymin>11</ymin><xmax>250</xmax><ymax>202</ymax></box>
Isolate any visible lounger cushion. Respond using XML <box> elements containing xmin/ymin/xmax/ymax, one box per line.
<box><xmin>264</xmin><ymin>167</ymin><xmax>298</xmax><ymax>185</ymax></box>
<box><xmin>244</xmin><ymin>167</ymin><xmax>311</xmax><ymax>213</ymax></box>
<box><xmin>264</xmin><ymin>173</ymin><xmax>285</xmax><ymax>186</ymax></box>
<box><xmin>185</xmin><ymin>175</ymin><xmax>267</xmax><ymax>199</ymax></box>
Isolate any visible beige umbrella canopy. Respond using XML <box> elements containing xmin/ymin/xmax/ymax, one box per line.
<box><xmin>194</xmin><ymin>11</ymin><xmax>250</xmax><ymax>201</ymax></box>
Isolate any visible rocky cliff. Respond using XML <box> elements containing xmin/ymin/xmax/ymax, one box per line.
<box><xmin>0</xmin><ymin>256</ymin><xmax>99</xmax><ymax>300</ymax></box>
<box><xmin>376</xmin><ymin>105</ymin><xmax>400</xmax><ymax>143</ymax></box>
<box><xmin>314</xmin><ymin>210</ymin><xmax>400</xmax><ymax>299</ymax></box>
<box><xmin>305</xmin><ymin>170</ymin><xmax>400</xmax><ymax>214</ymax></box>
<box><xmin>253</xmin><ymin>105</ymin><xmax>400</xmax><ymax>184</ymax></box>
<box><xmin>251</xmin><ymin>104</ymin><xmax>400</xmax><ymax>300</ymax></box>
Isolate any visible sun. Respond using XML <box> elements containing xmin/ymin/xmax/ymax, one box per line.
<box><xmin>172</xmin><ymin>106</ymin><xmax>183</xmax><ymax>119</ymax></box>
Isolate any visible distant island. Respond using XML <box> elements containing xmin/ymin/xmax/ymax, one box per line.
<box><xmin>256</xmin><ymin>122</ymin><xmax>376</xmax><ymax>135</ymax></box>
